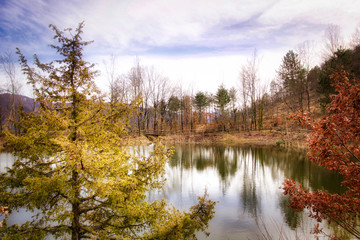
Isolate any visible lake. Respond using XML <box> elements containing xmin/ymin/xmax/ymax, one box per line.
<box><xmin>0</xmin><ymin>145</ymin><xmax>343</xmax><ymax>239</ymax></box>
<box><xmin>147</xmin><ymin>144</ymin><xmax>343</xmax><ymax>239</ymax></box>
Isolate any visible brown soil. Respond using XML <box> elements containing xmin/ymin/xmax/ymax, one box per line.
<box><xmin>0</xmin><ymin>130</ymin><xmax>309</xmax><ymax>151</ymax></box>
<box><xmin>126</xmin><ymin>130</ymin><xmax>309</xmax><ymax>149</ymax></box>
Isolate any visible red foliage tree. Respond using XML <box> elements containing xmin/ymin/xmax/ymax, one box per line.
<box><xmin>282</xmin><ymin>69</ymin><xmax>360</xmax><ymax>239</ymax></box>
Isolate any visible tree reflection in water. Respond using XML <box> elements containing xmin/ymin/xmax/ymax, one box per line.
<box><xmin>151</xmin><ymin>145</ymin><xmax>343</xmax><ymax>239</ymax></box>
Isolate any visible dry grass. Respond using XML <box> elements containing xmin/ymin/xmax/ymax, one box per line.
<box><xmin>138</xmin><ymin>130</ymin><xmax>309</xmax><ymax>150</ymax></box>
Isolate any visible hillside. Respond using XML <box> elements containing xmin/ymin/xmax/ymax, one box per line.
<box><xmin>0</xmin><ymin>93</ymin><xmax>36</xmax><ymax>127</ymax></box>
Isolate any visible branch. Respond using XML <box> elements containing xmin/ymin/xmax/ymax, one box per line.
<box><xmin>75</xmin><ymin>108</ymin><xmax>102</xmax><ymax>128</ymax></box>
<box><xmin>334</xmin><ymin>131</ymin><xmax>360</xmax><ymax>162</ymax></box>
<box><xmin>324</xmin><ymin>213</ymin><xmax>360</xmax><ymax>239</ymax></box>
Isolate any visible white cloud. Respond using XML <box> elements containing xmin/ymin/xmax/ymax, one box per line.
<box><xmin>1</xmin><ymin>0</ymin><xmax>360</xmax><ymax>95</ymax></box>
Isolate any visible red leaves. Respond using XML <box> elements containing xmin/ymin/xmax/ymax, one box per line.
<box><xmin>282</xmin><ymin>70</ymin><xmax>360</xmax><ymax>239</ymax></box>
<box><xmin>292</xmin><ymin>110</ymin><xmax>312</xmax><ymax>128</ymax></box>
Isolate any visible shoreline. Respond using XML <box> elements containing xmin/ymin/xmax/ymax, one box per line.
<box><xmin>125</xmin><ymin>130</ymin><xmax>309</xmax><ymax>150</ymax></box>
<box><xmin>0</xmin><ymin>130</ymin><xmax>309</xmax><ymax>151</ymax></box>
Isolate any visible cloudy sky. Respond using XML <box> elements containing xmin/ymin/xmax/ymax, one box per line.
<box><xmin>1</xmin><ymin>0</ymin><xmax>360</xmax><ymax>95</ymax></box>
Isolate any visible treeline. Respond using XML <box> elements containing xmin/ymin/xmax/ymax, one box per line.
<box><xmin>2</xmin><ymin>25</ymin><xmax>360</xmax><ymax>136</ymax></box>
<box><xmin>107</xmin><ymin>59</ymin><xmax>241</xmax><ymax>134</ymax></box>
<box><xmin>104</xmin><ymin>25</ymin><xmax>360</xmax><ymax>135</ymax></box>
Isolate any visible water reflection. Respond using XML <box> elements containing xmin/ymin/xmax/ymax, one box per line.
<box><xmin>170</xmin><ymin>145</ymin><xmax>342</xmax><ymax>192</ymax></box>
<box><xmin>156</xmin><ymin>145</ymin><xmax>343</xmax><ymax>239</ymax></box>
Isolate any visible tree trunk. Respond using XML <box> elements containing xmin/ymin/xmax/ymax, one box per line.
<box><xmin>71</xmin><ymin>170</ymin><xmax>81</xmax><ymax>240</ymax></box>
<box><xmin>306</xmin><ymin>86</ymin><xmax>311</xmax><ymax>113</ymax></box>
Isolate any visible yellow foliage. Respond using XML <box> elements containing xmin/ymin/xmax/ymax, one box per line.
<box><xmin>0</xmin><ymin>22</ymin><xmax>215</xmax><ymax>239</ymax></box>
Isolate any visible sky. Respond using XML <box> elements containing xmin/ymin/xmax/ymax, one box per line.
<box><xmin>1</xmin><ymin>0</ymin><xmax>360</xmax><ymax>96</ymax></box>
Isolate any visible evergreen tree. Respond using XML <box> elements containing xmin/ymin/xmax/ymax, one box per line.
<box><xmin>0</xmin><ymin>22</ymin><xmax>215</xmax><ymax>240</ymax></box>
<box><xmin>318</xmin><ymin>48</ymin><xmax>355</xmax><ymax>110</ymax></box>
<box><xmin>307</xmin><ymin>66</ymin><xmax>321</xmax><ymax>92</ymax></box>
<box><xmin>193</xmin><ymin>91</ymin><xmax>209</xmax><ymax>124</ymax></box>
<box><xmin>215</xmin><ymin>85</ymin><xmax>230</xmax><ymax>131</ymax></box>
<box><xmin>167</xmin><ymin>95</ymin><xmax>181</xmax><ymax>131</ymax></box>
<box><xmin>278</xmin><ymin>50</ymin><xmax>306</xmax><ymax>111</ymax></box>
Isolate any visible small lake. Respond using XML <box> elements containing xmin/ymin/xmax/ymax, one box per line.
<box><xmin>147</xmin><ymin>145</ymin><xmax>343</xmax><ymax>239</ymax></box>
<box><xmin>1</xmin><ymin>145</ymin><xmax>343</xmax><ymax>239</ymax></box>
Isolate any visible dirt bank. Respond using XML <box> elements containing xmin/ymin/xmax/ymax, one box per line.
<box><xmin>0</xmin><ymin>130</ymin><xmax>309</xmax><ymax>151</ymax></box>
<box><xmin>125</xmin><ymin>130</ymin><xmax>309</xmax><ymax>149</ymax></box>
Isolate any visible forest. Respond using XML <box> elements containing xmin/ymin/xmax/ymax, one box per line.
<box><xmin>3</xmin><ymin>26</ymin><xmax>360</xmax><ymax>140</ymax></box>
<box><xmin>91</xmin><ymin>25</ymin><xmax>360</xmax><ymax>137</ymax></box>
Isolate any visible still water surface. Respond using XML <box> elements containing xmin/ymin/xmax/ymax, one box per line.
<box><xmin>0</xmin><ymin>145</ymin><xmax>343</xmax><ymax>239</ymax></box>
<box><xmin>147</xmin><ymin>145</ymin><xmax>343</xmax><ymax>239</ymax></box>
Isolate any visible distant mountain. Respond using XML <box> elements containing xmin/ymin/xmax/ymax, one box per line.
<box><xmin>0</xmin><ymin>93</ymin><xmax>36</xmax><ymax>125</ymax></box>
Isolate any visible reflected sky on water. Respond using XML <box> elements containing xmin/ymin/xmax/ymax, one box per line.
<box><xmin>146</xmin><ymin>145</ymin><xmax>343</xmax><ymax>239</ymax></box>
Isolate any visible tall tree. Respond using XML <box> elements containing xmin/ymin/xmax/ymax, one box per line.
<box><xmin>147</xmin><ymin>67</ymin><xmax>169</xmax><ymax>133</ymax></box>
<box><xmin>307</xmin><ymin>66</ymin><xmax>321</xmax><ymax>92</ymax></box>
<box><xmin>215</xmin><ymin>84</ymin><xmax>230</xmax><ymax>131</ymax></box>
<box><xmin>167</xmin><ymin>95</ymin><xmax>181</xmax><ymax>131</ymax></box>
<box><xmin>240</xmin><ymin>49</ymin><xmax>259</xmax><ymax>130</ymax></box>
<box><xmin>282</xmin><ymin>70</ymin><xmax>360</xmax><ymax>239</ymax></box>
<box><xmin>159</xmin><ymin>99</ymin><xmax>167</xmax><ymax>131</ymax></box>
<box><xmin>181</xmin><ymin>95</ymin><xmax>192</xmax><ymax>132</ymax></box>
<box><xmin>318</xmin><ymin>48</ymin><xmax>354</xmax><ymax>110</ymax></box>
<box><xmin>128</xmin><ymin>57</ymin><xmax>144</xmax><ymax>135</ymax></box>
<box><xmin>323</xmin><ymin>24</ymin><xmax>344</xmax><ymax>60</ymax></box>
<box><xmin>0</xmin><ymin>23</ymin><xmax>216</xmax><ymax>240</ymax></box>
<box><xmin>104</xmin><ymin>54</ymin><xmax>119</xmax><ymax>105</ymax></box>
<box><xmin>277</xmin><ymin>50</ymin><xmax>307</xmax><ymax>112</ymax></box>
<box><xmin>239</xmin><ymin>70</ymin><xmax>249</xmax><ymax>131</ymax></box>
<box><xmin>228</xmin><ymin>87</ymin><xmax>237</xmax><ymax>130</ymax></box>
<box><xmin>297</xmin><ymin>41</ymin><xmax>314</xmax><ymax>112</ymax></box>
<box><xmin>350</xmin><ymin>23</ymin><xmax>360</xmax><ymax>48</ymax></box>
<box><xmin>194</xmin><ymin>91</ymin><xmax>209</xmax><ymax>124</ymax></box>
<box><xmin>257</xmin><ymin>92</ymin><xmax>266</xmax><ymax>131</ymax></box>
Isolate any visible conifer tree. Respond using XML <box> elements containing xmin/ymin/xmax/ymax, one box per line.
<box><xmin>0</xmin><ymin>22</ymin><xmax>215</xmax><ymax>240</ymax></box>
<box><xmin>278</xmin><ymin>50</ymin><xmax>306</xmax><ymax>111</ymax></box>
<box><xmin>215</xmin><ymin>85</ymin><xmax>230</xmax><ymax>131</ymax></box>
<box><xmin>167</xmin><ymin>95</ymin><xmax>180</xmax><ymax>131</ymax></box>
<box><xmin>194</xmin><ymin>91</ymin><xmax>209</xmax><ymax>124</ymax></box>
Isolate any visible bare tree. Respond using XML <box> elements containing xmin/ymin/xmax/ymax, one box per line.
<box><xmin>228</xmin><ymin>87</ymin><xmax>237</xmax><ymax>130</ymax></box>
<box><xmin>146</xmin><ymin>66</ymin><xmax>169</xmax><ymax>133</ymax></box>
<box><xmin>239</xmin><ymin>70</ymin><xmax>249</xmax><ymax>131</ymax></box>
<box><xmin>104</xmin><ymin>54</ymin><xmax>121</xmax><ymax>105</ymax></box>
<box><xmin>141</xmin><ymin>66</ymin><xmax>153</xmax><ymax>132</ymax></box>
<box><xmin>104</xmin><ymin>55</ymin><xmax>131</xmax><ymax>106</ymax></box>
<box><xmin>1</xmin><ymin>51</ymin><xmax>22</xmax><ymax>134</ymax></box>
<box><xmin>177</xmin><ymin>84</ymin><xmax>186</xmax><ymax>132</ymax></box>
<box><xmin>297</xmin><ymin>41</ymin><xmax>315</xmax><ymax>112</ymax></box>
<box><xmin>127</xmin><ymin>57</ymin><xmax>145</xmax><ymax>135</ymax></box>
<box><xmin>239</xmin><ymin>49</ymin><xmax>260</xmax><ymax>131</ymax></box>
<box><xmin>350</xmin><ymin>23</ymin><xmax>360</xmax><ymax>48</ymax></box>
<box><xmin>128</xmin><ymin>57</ymin><xmax>143</xmax><ymax>100</ymax></box>
<box><xmin>323</xmin><ymin>24</ymin><xmax>344</xmax><ymax>59</ymax></box>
